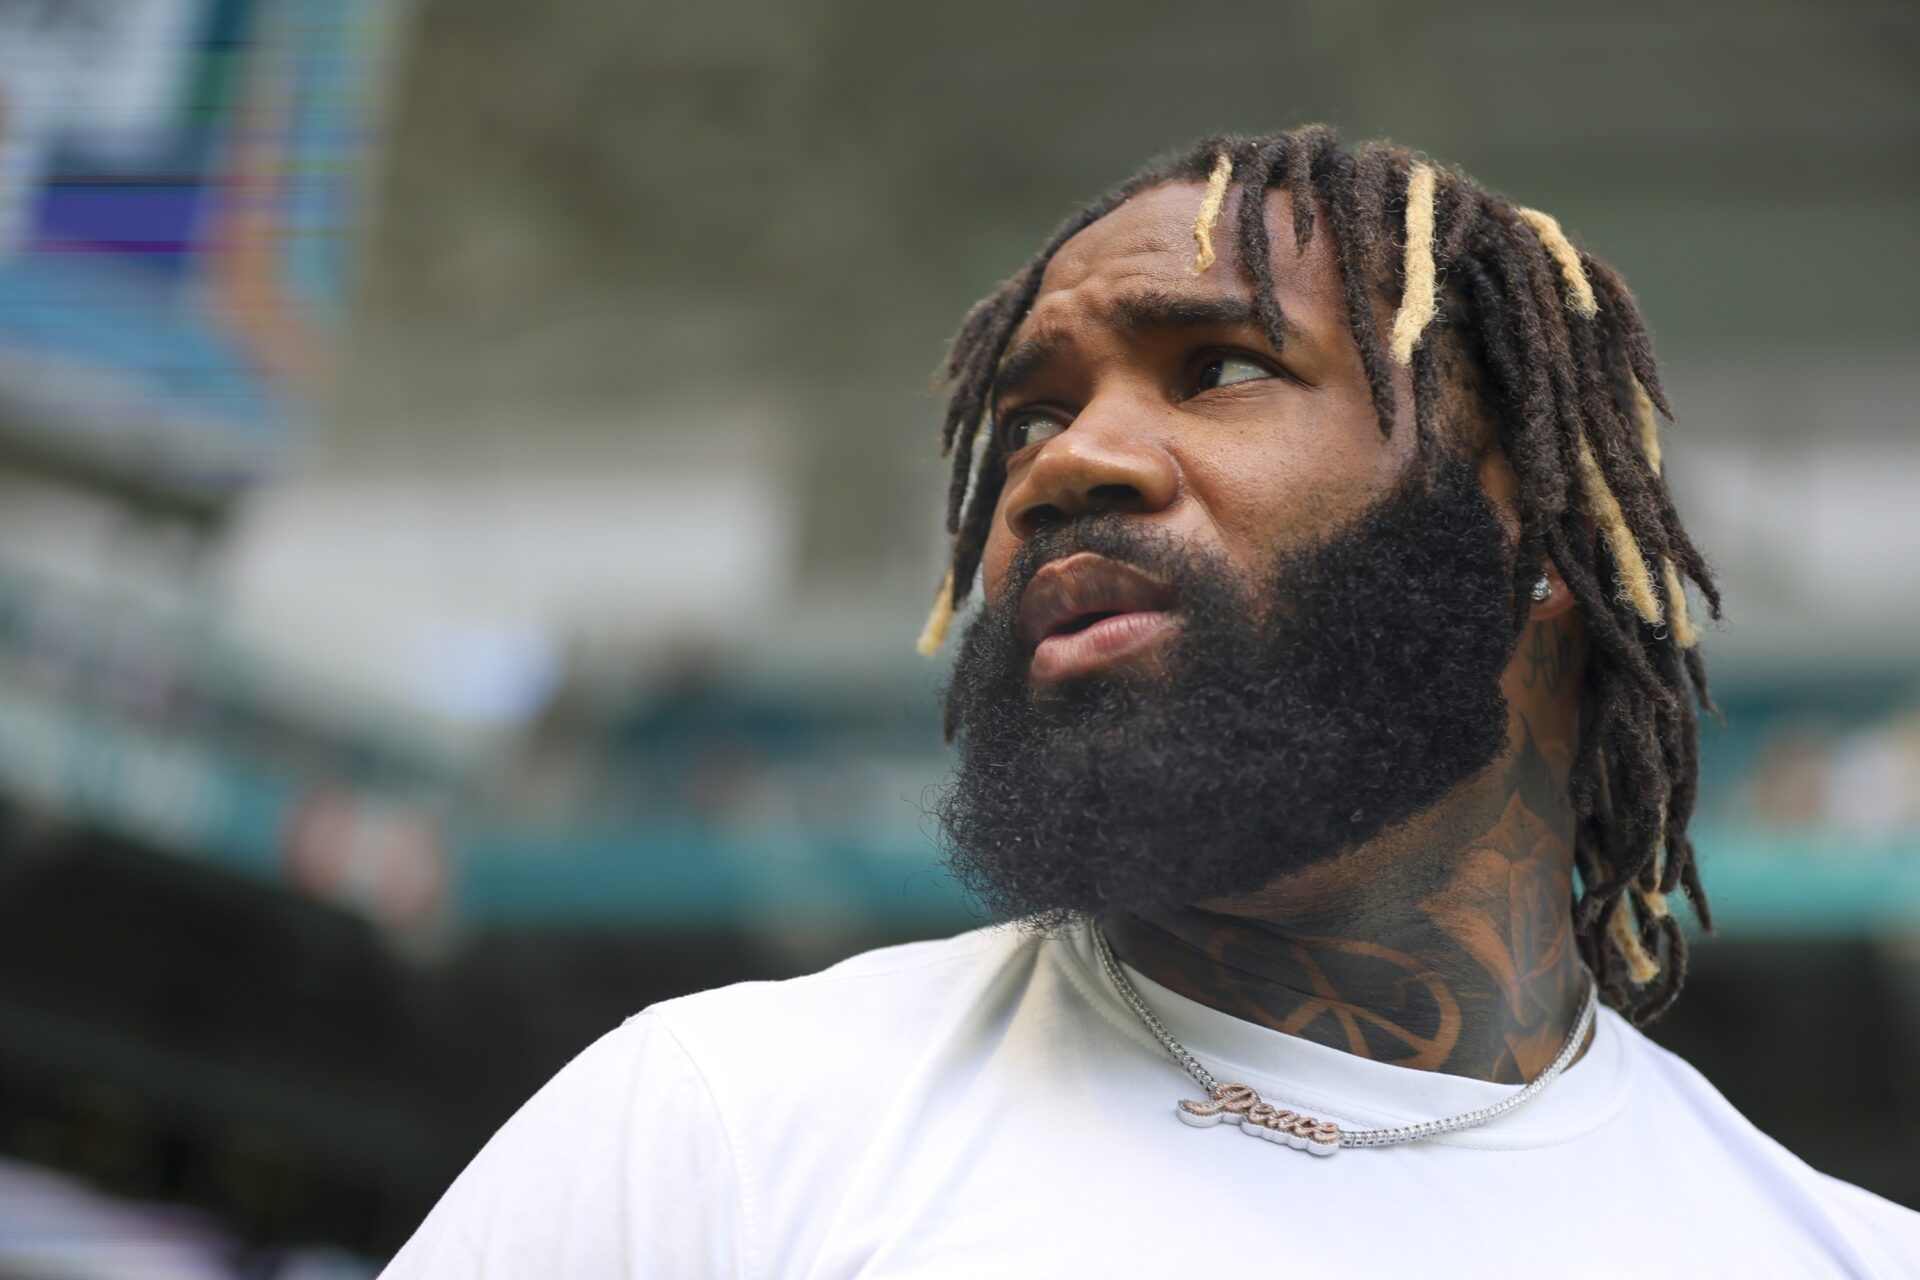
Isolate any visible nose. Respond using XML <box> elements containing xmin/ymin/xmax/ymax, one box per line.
<box><xmin>1003</xmin><ymin>398</ymin><xmax>1181</xmax><ymax>540</ymax></box>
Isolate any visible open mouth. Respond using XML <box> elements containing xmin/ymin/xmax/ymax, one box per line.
<box><xmin>1018</xmin><ymin>553</ymin><xmax>1182</xmax><ymax>682</ymax></box>
<box><xmin>1050</xmin><ymin>609</ymin><xmax>1125</xmax><ymax>636</ymax></box>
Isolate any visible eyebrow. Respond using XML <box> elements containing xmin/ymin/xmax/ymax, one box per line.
<box><xmin>989</xmin><ymin>289</ymin><xmax>1302</xmax><ymax>403</ymax></box>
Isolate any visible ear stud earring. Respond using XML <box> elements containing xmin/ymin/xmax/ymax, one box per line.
<box><xmin>1531</xmin><ymin>575</ymin><xmax>1552</xmax><ymax>603</ymax></box>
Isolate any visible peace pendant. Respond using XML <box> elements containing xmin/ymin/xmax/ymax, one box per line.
<box><xmin>1177</xmin><ymin>1082</ymin><xmax>1342</xmax><ymax>1156</ymax></box>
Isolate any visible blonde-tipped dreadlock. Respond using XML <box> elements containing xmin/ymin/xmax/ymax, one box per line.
<box><xmin>1518</xmin><ymin>207</ymin><xmax>1597</xmax><ymax>316</ymax></box>
<box><xmin>1605</xmin><ymin>814</ymin><xmax>1677</xmax><ymax>986</ymax></box>
<box><xmin>1191</xmin><ymin>150</ymin><xmax>1234</xmax><ymax>273</ymax></box>
<box><xmin>1630</xmin><ymin>375</ymin><xmax>1663</xmax><ymax>473</ymax></box>
<box><xmin>1520</xmin><ymin>207</ymin><xmax>1665</xmax><ymax>629</ymax></box>
<box><xmin>1388</xmin><ymin>162</ymin><xmax>1438</xmax><ymax>364</ymax></box>
<box><xmin>1615</xmin><ymin>369</ymin><xmax>1693</xmax><ymax>961</ymax></box>
<box><xmin>1575</xmin><ymin>434</ymin><xmax>1665</xmax><ymax>625</ymax></box>
<box><xmin>1608</xmin><ymin>877</ymin><xmax>1663</xmax><ymax>984</ymax></box>
<box><xmin>1663</xmin><ymin>560</ymin><xmax>1700</xmax><ymax>649</ymax></box>
<box><xmin>1627</xmin><ymin>375</ymin><xmax>1703</xmax><ymax>650</ymax></box>
<box><xmin>919</xmin><ymin>126</ymin><xmax>1724</xmax><ymax>1028</ymax></box>
<box><xmin>917</xmin><ymin>566</ymin><xmax>956</xmax><ymax>656</ymax></box>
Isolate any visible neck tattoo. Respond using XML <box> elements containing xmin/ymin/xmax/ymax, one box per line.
<box><xmin>1092</xmin><ymin>923</ymin><xmax>1598</xmax><ymax>1157</ymax></box>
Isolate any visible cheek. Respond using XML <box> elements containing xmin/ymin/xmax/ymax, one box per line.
<box><xmin>1184</xmin><ymin>396</ymin><xmax>1416</xmax><ymax>570</ymax></box>
<box><xmin>980</xmin><ymin>518</ymin><xmax>1017</xmax><ymax>610</ymax></box>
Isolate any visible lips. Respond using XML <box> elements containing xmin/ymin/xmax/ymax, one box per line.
<box><xmin>1017</xmin><ymin>552</ymin><xmax>1180</xmax><ymax>681</ymax></box>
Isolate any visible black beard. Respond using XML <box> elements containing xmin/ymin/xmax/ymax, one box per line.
<box><xmin>931</xmin><ymin>451</ymin><xmax>1519</xmax><ymax>930</ymax></box>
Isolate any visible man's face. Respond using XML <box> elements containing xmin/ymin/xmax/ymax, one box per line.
<box><xmin>933</xmin><ymin>181</ymin><xmax>1525</xmax><ymax>926</ymax></box>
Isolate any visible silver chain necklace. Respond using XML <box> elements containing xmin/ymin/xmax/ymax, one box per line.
<box><xmin>1092</xmin><ymin>923</ymin><xmax>1598</xmax><ymax>1157</ymax></box>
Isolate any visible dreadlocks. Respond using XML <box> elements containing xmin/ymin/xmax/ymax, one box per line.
<box><xmin>916</xmin><ymin>125</ymin><xmax>1724</xmax><ymax>1030</ymax></box>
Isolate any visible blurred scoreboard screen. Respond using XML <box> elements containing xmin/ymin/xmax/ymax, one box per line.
<box><xmin>0</xmin><ymin>0</ymin><xmax>398</xmax><ymax>495</ymax></box>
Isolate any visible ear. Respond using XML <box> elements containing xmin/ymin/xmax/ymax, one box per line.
<box><xmin>1527</xmin><ymin>559</ymin><xmax>1580</xmax><ymax>621</ymax></box>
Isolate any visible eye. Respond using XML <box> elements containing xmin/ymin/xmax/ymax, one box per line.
<box><xmin>999</xmin><ymin>410</ymin><xmax>1066</xmax><ymax>453</ymax></box>
<box><xmin>1195</xmin><ymin>353</ymin><xmax>1274</xmax><ymax>392</ymax></box>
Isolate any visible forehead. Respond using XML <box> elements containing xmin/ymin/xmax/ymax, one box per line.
<box><xmin>1013</xmin><ymin>180</ymin><xmax>1347</xmax><ymax>345</ymax></box>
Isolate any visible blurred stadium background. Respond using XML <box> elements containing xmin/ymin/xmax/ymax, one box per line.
<box><xmin>0</xmin><ymin>0</ymin><xmax>1916</xmax><ymax>1272</ymax></box>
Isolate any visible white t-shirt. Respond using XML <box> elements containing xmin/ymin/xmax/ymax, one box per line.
<box><xmin>383</xmin><ymin>919</ymin><xmax>1920</xmax><ymax>1278</ymax></box>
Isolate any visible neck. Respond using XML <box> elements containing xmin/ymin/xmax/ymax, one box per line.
<box><xmin>1101</xmin><ymin>664</ymin><xmax>1594</xmax><ymax>1085</ymax></box>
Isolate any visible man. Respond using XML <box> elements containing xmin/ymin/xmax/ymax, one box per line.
<box><xmin>383</xmin><ymin>126</ymin><xmax>1920</xmax><ymax>1276</ymax></box>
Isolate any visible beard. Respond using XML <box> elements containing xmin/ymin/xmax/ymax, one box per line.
<box><xmin>931</xmin><ymin>450</ymin><xmax>1519</xmax><ymax>931</ymax></box>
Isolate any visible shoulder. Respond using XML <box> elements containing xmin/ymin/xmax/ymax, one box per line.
<box><xmin>382</xmin><ymin>923</ymin><xmax>1046</xmax><ymax>1278</ymax></box>
<box><xmin>644</xmin><ymin>919</ymin><xmax>1053</xmax><ymax>1165</ymax></box>
<box><xmin>641</xmin><ymin>921</ymin><xmax>1042</xmax><ymax>1087</ymax></box>
<box><xmin>381</xmin><ymin>1001</ymin><xmax>748</xmax><ymax>1277</ymax></box>
<box><xmin>1808</xmin><ymin>1167</ymin><xmax>1920</xmax><ymax>1276</ymax></box>
<box><xmin>630</xmin><ymin>921</ymin><xmax>1055</xmax><ymax>1271</ymax></box>
<box><xmin>1611</xmin><ymin>1017</ymin><xmax>1920</xmax><ymax>1273</ymax></box>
